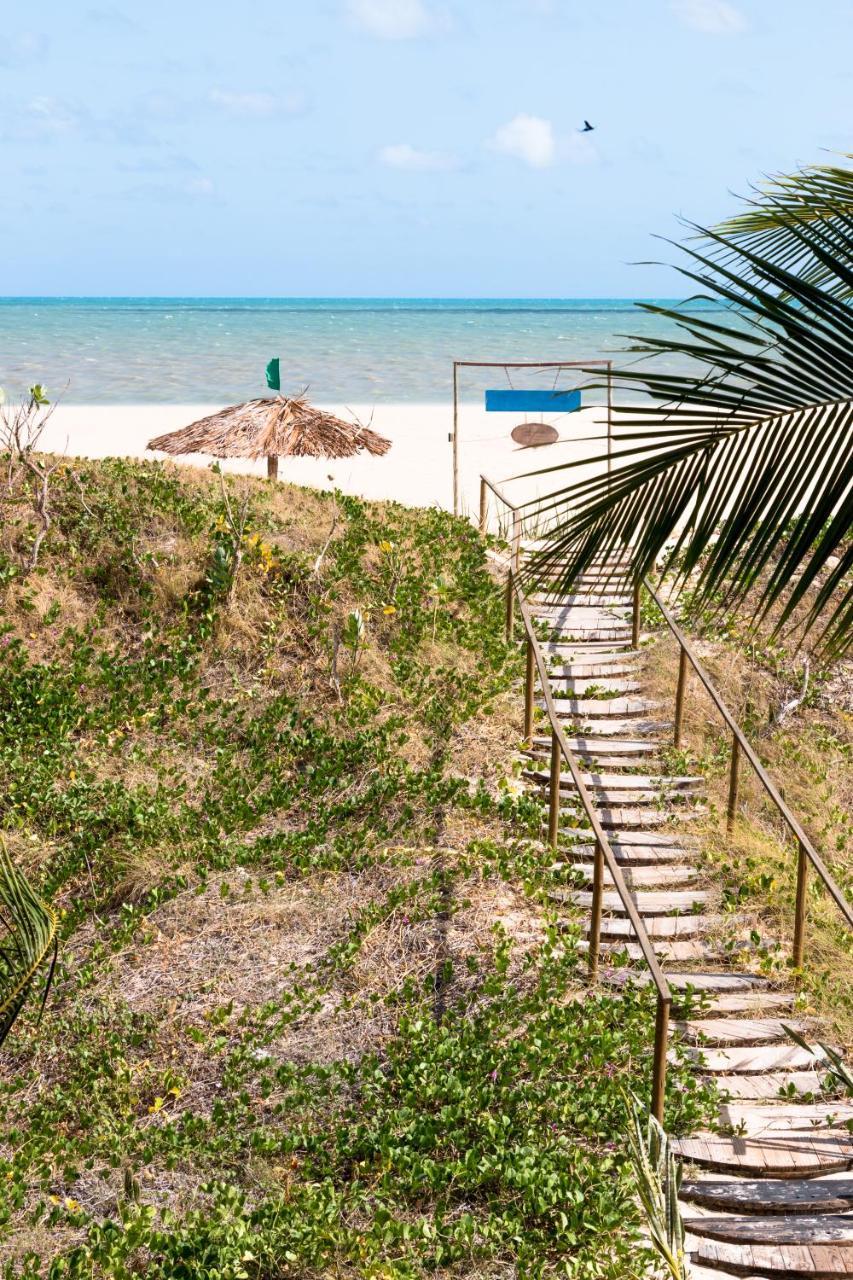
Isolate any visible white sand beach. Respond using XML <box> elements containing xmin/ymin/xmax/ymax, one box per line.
<box><xmin>39</xmin><ymin>402</ymin><xmax>613</xmax><ymax>524</ymax></box>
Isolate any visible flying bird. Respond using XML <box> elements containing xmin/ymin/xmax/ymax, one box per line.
<box><xmin>580</xmin><ymin>120</ymin><xmax>595</xmax><ymax>132</ymax></box>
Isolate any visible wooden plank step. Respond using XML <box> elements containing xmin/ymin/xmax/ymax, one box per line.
<box><xmin>605</xmin><ymin>970</ymin><xmax>769</xmax><ymax>993</ymax></box>
<box><xmin>689</xmin><ymin>1044</ymin><xmax>827</xmax><ymax>1075</ymax></box>
<box><xmin>546</xmin><ymin>677</ymin><xmax>642</xmax><ymax>694</ymax></box>
<box><xmin>680</xmin><ymin>1018</ymin><xmax>805</xmax><ymax>1047</ymax></box>
<box><xmin>547</xmin><ymin>697</ymin><xmax>662</xmax><ymax>717</ymax></box>
<box><xmin>688</xmin><ymin>1232</ymin><xmax>853</xmax><ymax>1276</ymax></box>
<box><xmin>559</xmin><ymin>805</ymin><xmax>706</xmax><ymax>829</ymax></box>
<box><xmin>712</xmin><ymin>1071</ymin><xmax>830</xmax><ymax>1100</ymax></box>
<box><xmin>540</xmin><ymin>642</ymin><xmax>638</xmax><ymax>655</ymax></box>
<box><xmin>546</xmin><ymin>661</ymin><xmax>640</xmax><ymax>679</ymax></box>
<box><xmin>531</xmin><ymin>736</ymin><xmax>659</xmax><ymax>755</ymax></box>
<box><xmin>527</xmin><ymin>770</ymin><xmax>702</xmax><ymax>791</ymax></box>
<box><xmin>597</xmin><ymin>912</ymin><xmax>722</xmax><ymax>939</ymax></box>
<box><xmin>672</xmin><ymin>1130</ymin><xmax>852</xmax><ymax>1177</ymax></box>
<box><xmin>677</xmin><ymin>992</ymin><xmax>794</xmax><ymax>1015</ymax></box>
<box><xmin>717</xmin><ymin>1103</ymin><xmax>853</xmax><ymax>1134</ymax></box>
<box><xmin>531</xmin><ymin>596</ymin><xmax>632</xmax><ymax>609</ymax></box>
<box><xmin>559</xmin><ymin>842</ymin><xmax>697</xmax><ymax>867</ymax></box>
<box><xmin>563</xmin><ymin>863</ymin><xmax>700</xmax><ymax>888</ymax></box>
<box><xmin>680</xmin><ymin>1175</ymin><xmax>853</xmax><ymax>1215</ymax></box>
<box><xmin>578</xmin><ymin>937</ymin><xmax>716</xmax><ymax>963</ymax></box>
<box><xmin>563</xmin><ymin>889</ymin><xmax>710</xmax><ymax>915</ymax></box>
<box><xmin>685</xmin><ymin>1215</ymin><xmax>853</xmax><ymax>1246</ymax></box>
<box><xmin>552</xmin><ymin>716</ymin><xmax>673</xmax><ymax>736</ymax></box>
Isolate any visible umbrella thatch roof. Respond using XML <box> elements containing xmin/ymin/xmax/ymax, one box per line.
<box><xmin>147</xmin><ymin>396</ymin><xmax>391</xmax><ymax>461</ymax></box>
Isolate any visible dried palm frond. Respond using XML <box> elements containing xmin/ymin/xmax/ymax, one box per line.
<box><xmin>0</xmin><ymin>841</ymin><xmax>58</xmax><ymax>1047</ymax></box>
<box><xmin>148</xmin><ymin>396</ymin><xmax>391</xmax><ymax>462</ymax></box>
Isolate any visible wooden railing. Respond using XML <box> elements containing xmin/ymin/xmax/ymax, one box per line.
<box><xmin>480</xmin><ymin>476</ymin><xmax>672</xmax><ymax>1121</ymax></box>
<box><xmin>639</xmin><ymin>579</ymin><xmax>853</xmax><ymax>971</ymax></box>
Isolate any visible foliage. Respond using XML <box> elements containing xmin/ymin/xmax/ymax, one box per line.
<box><xmin>623</xmin><ymin>1095</ymin><xmax>687</xmax><ymax>1280</ymax></box>
<box><xmin>0</xmin><ymin>842</ymin><xmax>57</xmax><ymax>1048</ymax></box>
<box><xmin>0</xmin><ymin>457</ymin><xmax>717</xmax><ymax>1276</ymax></box>
<box><xmin>525</xmin><ymin>155</ymin><xmax>853</xmax><ymax>658</ymax></box>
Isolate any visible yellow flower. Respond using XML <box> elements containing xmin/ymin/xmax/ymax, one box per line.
<box><xmin>382</xmin><ymin>604</ymin><xmax>397</xmax><ymax>616</ymax></box>
<box><xmin>63</xmin><ymin>1198</ymin><xmax>80</xmax><ymax>1211</ymax></box>
<box><xmin>378</xmin><ymin>540</ymin><xmax>393</xmax><ymax>554</ymax></box>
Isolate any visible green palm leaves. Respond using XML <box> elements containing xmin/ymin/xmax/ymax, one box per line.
<box><xmin>624</xmin><ymin>1094</ymin><xmax>688</xmax><ymax>1280</ymax></box>
<box><xmin>526</xmin><ymin>156</ymin><xmax>853</xmax><ymax>657</ymax></box>
<box><xmin>0</xmin><ymin>842</ymin><xmax>57</xmax><ymax>1047</ymax></box>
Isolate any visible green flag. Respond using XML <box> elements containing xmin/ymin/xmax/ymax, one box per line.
<box><xmin>265</xmin><ymin>358</ymin><xmax>281</xmax><ymax>391</ymax></box>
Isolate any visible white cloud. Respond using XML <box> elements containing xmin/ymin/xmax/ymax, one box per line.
<box><xmin>671</xmin><ymin>0</ymin><xmax>747</xmax><ymax>34</ymax></box>
<box><xmin>489</xmin><ymin>114</ymin><xmax>555</xmax><ymax>168</ymax></box>
<box><xmin>347</xmin><ymin>0</ymin><xmax>432</xmax><ymax>39</ymax></box>
<box><xmin>185</xmin><ymin>177</ymin><xmax>215</xmax><ymax>197</ymax></box>
<box><xmin>209</xmin><ymin>89</ymin><xmax>278</xmax><ymax>116</ymax></box>
<box><xmin>378</xmin><ymin>143</ymin><xmax>458</xmax><ymax>171</ymax></box>
<box><xmin>25</xmin><ymin>96</ymin><xmax>82</xmax><ymax>135</ymax></box>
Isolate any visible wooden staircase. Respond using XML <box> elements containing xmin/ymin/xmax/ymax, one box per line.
<box><xmin>518</xmin><ymin>555</ymin><xmax>853</xmax><ymax>1278</ymax></box>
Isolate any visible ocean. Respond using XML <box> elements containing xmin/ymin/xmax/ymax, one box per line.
<box><xmin>0</xmin><ymin>297</ymin><xmax>717</xmax><ymax>404</ymax></box>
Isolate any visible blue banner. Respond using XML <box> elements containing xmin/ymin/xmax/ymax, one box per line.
<box><xmin>485</xmin><ymin>388</ymin><xmax>581</xmax><ymax>413</ymax></box>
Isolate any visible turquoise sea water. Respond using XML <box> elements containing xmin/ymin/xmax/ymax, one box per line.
<box><xmin>0</xmin><ymin>298</ymin><xmax>717</xmax><ymax>404</ymax></box>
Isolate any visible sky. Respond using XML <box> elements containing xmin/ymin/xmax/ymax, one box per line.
<box><xmin>1</xmin><ymin>0</ymin><xmax>852</xmax><ymax>297</ymax></box>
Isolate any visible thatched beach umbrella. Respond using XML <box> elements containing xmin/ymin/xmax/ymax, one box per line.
<box><xmin>148</xmin><ymin>395</ymin><xmax>391</xmax><ymax>480</ymax></box>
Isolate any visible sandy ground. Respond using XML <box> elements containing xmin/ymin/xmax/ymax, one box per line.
<box><xmin>39</xmin><ymin>402</ymin><xmax>613</xmax><ymax>526</ymax></box>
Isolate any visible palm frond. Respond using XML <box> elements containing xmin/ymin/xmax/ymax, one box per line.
<box><xmin>0</xmin><ymin>841</ymin><xmax>58</xmax><ymax>1047</ymax></box>
<box><xmin>524</xmin><ymin>156</ymin><xmax>853</xmax><ymax>657</ymax></box>
<box><xmin>783</xmin><ymin>1024</ymin><xmax>853</xmax><ymax>1095</ymax></box>
<box><xmin>623</xmin><ymin>1093</ymin><xmax>688</xmax><ymax>1280</ymax></box>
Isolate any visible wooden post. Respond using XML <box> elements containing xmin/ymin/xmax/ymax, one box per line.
<box><xmin>452</xmin><ymin>362</ymin><xmax>459</xmax><ymax>516</ymax></box>
<box><xmin>267</xmin><ymin>454</ymin><xmax>279</xmax><ymax>481</ymax></box>
<box><xmin>651</xmin><ymin>994</ymin><xmax>670</xmax><ymax>1123</ymax></box>
<box><xmin>726</xmin><ymin>734</ymin><xmax>741</xmax><ymax>834</ymax></box>
<box><xmin>673</xmin><ymin>647</ymin><xmax>688</xmax><ymax>749</ymax></box>
<box><xmin>523</xmin><ymin>637</ymin><xmax>535</xmax><ymax>747</ymax></box>
<box><xmin>505</xmin><ymin>570</ymin><xmax>515</xmax><ymax>640</ymax></box>
<box><xmin>588</xmin><ymin>838</ymin><xmax>604</xmax><ymax>983</ymax></box>
<box><xmin>631</xmin><ymin>582</ymin><xmax>641</xmax><ymax>649</ymax></box>
<box><xmin>547</xmin><ymin>731</ymin><xmax>561</xmax><ymax>849</ymax></box>
<box><xmin>479</xmin><ymin>477</ymin><xmax>487</xmax><ymax>534</ymax></box>
<box><xmin>792</xmin><ymin>841</ymin><xmax>808</xmax><ymax>972</ymax></box>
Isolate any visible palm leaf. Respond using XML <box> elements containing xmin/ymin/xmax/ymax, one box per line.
<box><xmin>783</xmin><ymin>1024</ymin><xmax>853</xmax><ymax>1095</ymax></box>
<box><xmin>0</xmin><ymin>841</ymin><xmax>58</xmax><ymax>1047</ymax></box>
<box><xmin>523</xmin><ymin>156</ymin><xmax>853</xmax><ymax>657</ymax></box>
<box><xmin>623</xmin><ymin>1092</ymin><xmax>688</xmax><ymax>1280</ymax></box>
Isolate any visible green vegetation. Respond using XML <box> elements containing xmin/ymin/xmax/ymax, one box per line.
<box><xmin>526</xmin><ymin>155</ymin><xmax>853</xmax><ymax>659</ymax></box>
<box><xmin>0</xmin><ymin>451</ymin><xmax>715</xmax><ymax>1277</ymax></box>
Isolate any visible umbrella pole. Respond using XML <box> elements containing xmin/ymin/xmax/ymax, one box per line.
<box><xmin>267</xmin><ymin>454</ymin><xmax>278</xmax><ymax>481</ymax></box>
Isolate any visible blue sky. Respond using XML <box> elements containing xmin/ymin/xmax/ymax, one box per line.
<box><xmin>2</xmin><ymin>0</ymin><xmax>852</xmax><ymax>296</ymax></box>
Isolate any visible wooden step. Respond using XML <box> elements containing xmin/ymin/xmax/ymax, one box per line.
<box><xmin>688</xmin><ymin>1043</ymin><xmax>826</xmax><ymax>1075</ymax></box>
<box><xmin>678</xmin><ymin>992</ymin><xmax>794</xmax><ymax>1015</ymax></box>
<box><xmin>672</xmin><ymin>1129</ymin><xmax>852</xmax><ymax>1177</ymax></box>
<box><xmin>530</xmin><ymin>595</ymin><xmax>633</xmax><ymax>608</ymax></box>
<box><xmin>563</xmin><ymin>863</ymin><xmax>700</xmax><ymax>889</ymax></box>
<box><xmin>546</xmin><ymin>662</ymin><xmax>640</xmax><ymax>679</ymax></box>
<box><xmin>540</xmin><ymin>642</ymin><xmax>638</xmax><ymax>656</ymax></box>
<box><xmin>680</xmin><ymin>1174</ymin><xmax>853</xmax><ymax>1215</ymax></box>
<box><xmin>559</xmin><ymin>805</ymin><xmax>706</xmax><ymax>829</ymax></box>
<box><xmin>606</xmin><ymin>970</ymin><xmax>770</xmax><ymax>994</ymax></box>
<box><xmin>527</xmin><ymin>769</ymin><xmax>702</xmax><ymax>791</ymax></box>
<box><xmin>597</xmin><ymin>912</ymin><xmax>722</xmax><ymax>940</ymax></box>
<box><xmin>578</xmin><ymin>937</ymin><xmax>716</xmax><ymax>963</ymax></box>
<box><xmin>545</xmin><ymin>697</ymin><xmax>661</xmax><ymax>717</ymax></box>
<box><xmin>680</xmin><ymin>1018</ymin><xmax>805</xmax><ymax>1047</ymax></box>
<box><xmin>530</xmin><ymin>736</ymin><xmax>659</xmax><ymax>756</ymax></box>
<box><xmin>685</xmin><ymin>1214</ymin><xmax>853</xmax><ymax>1246</ymax></box>
<box><xmin>712</xmin><ymin>1071</ymin><xmax>831</xmax><ymax>1100</ymax></box>
<box><xmin>564</xmin><ymin>889</ymin><xmax>710</xmax><ymax>915</ymax></box>
<box><xmin>546</xmin><ymin>677</ymin><xmax>642</xmax><ymax>695</ymax></box>
<box><xmin>553</xmin><ymin>717</ymin><xmax>673</xmax><ymax>736</ymax></box>
<box><xmin>688</xmin><ymin>1231</ymin><xmax>853</xmax><ymax>1276</ymax></box>
<box><xmin>717</xmin><ymin>1103</ymin><xmax>853</xmax><ymax>1134</ymax></box>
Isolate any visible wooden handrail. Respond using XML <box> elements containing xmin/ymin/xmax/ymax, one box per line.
<box><xmin>481</xmin><ymin>473</ymin><xmax>671</xmax><ymax>1120</ymax></box>
<box><xmin>642</xmin><ymin>578</ymin><xmax>853</xmax><ymax>953</ymax></box>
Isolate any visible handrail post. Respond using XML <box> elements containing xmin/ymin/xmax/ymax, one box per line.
<box><xmin>631</xmin><ymin>581</ymin><xmax>641</xmax><ymax>649</ymax></box>
<box><xmin>726</xmin><ymin>734</ymin><xmax>741</xmax><ymax>834</ymax></box>
<box><xmin>505</xmin><ymin>568</ymin><xmax>515</xmax><ymax>640</ymax></box>
<box><xmin>547</xmin><ymin>730</ymin><xmax>561</xmax><ymax>849</ymax></box>
<box><xmin>479</xmin><ymin>477</ymin><xmax>487</xmax><ymax>534</ymax></box>
<box><xmin>523</xmin><ymin>636</ymin><xmax>535</xmax><ymax>747</ymax></box>
<box><xmin>651</xmin><ymin>994</ymin><xmax>670</xmax><ymax>1123</ymax></box>
<box><xmin>674</xmin><ymin>647</ymin><xmax>688</xmax><ymax>749</ymax></box>
<box><xmin>792</xmin><ymin>841</ymin><xmax>808</xmax><ymax>972</ymax></box>
<box><xmin>588</xmin><ymin>838</ymin><xmax>604</xmax><ymax>983</ymax></box>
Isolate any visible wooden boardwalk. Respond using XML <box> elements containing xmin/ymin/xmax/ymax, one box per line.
<box><xmin>520</xmin><ymin>563</ymin><xmax>853</xmax><ymax>1278</ymax></box>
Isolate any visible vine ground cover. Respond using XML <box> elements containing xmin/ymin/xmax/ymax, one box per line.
<box><xmin>0</xmin><ymin>458</ymin><xmax>714</xmax><ymax>1278</ymax></box>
